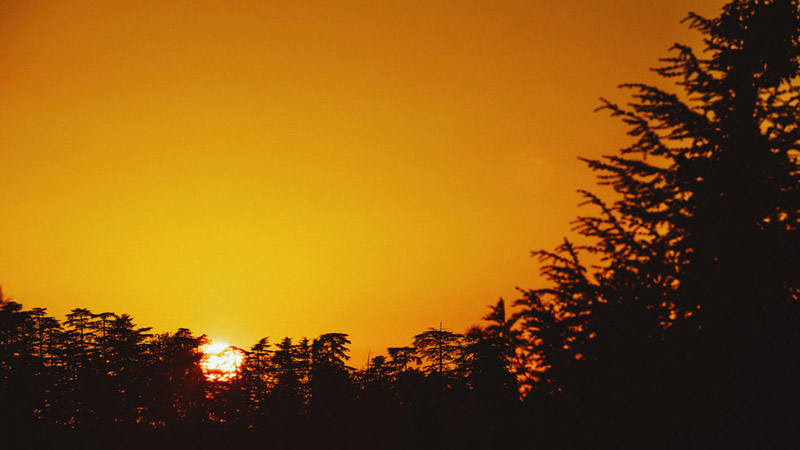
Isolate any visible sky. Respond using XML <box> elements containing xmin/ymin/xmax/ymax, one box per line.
<box><xmin>1</xmin><ymin>0</ymin><xmax>724</xmax><ymax>365</ymax></box>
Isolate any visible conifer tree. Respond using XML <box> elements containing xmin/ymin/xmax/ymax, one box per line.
<box><xmin>517</xmin><ymin>0</ymin><xmax>800</xmax><ymax>446</ymax></box>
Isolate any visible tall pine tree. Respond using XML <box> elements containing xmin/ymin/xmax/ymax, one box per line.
<box><xmin>517</xmin><ymin>1</ymin><xmax>800</xmax><ymax>446</ymax></box>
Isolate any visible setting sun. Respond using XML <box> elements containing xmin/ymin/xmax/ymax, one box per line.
<box><xmin>199</xmin><ymin>341</ymin><xmax>245</xmax><ymax>382</ymax></box>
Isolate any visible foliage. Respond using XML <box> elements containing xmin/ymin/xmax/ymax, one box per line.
<box><xmin>515</xmin><ymin>0</ymin><xmax>800</xmax><ymax>446</ymax></box>
<box><xmin>0</xmin><ymin>294</ymin><xmax>522</xmax><ymax>448</ymax></box>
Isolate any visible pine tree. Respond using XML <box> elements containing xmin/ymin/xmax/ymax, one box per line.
<box><xmin>517</xmin><ymin>1</ymin><xmax>800</xmax><ymax>446</ymax></box>
<box><xmin>413</xmin><ymin>325</ymin><xmax>463</xmax><ymax>380</ymax></box>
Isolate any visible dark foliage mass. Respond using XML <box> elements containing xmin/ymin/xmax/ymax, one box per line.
<box><xmin>2</xmin><ymin>1</ymin><xmax>800</xmax><ymax>448</ymax></box>
<box><xmin>0</xmin><ymin>297</ymin><xmax>523</xmax><ymax>450</ymax></box>
<box><xmin>514</xmin><ymin>1</ymin><xmax>800</xmax><ymax>447</ymax></box>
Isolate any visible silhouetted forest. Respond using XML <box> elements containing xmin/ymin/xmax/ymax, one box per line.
<box><xmin>3</xmin><ymin>1</ymin><xmax>800</xmax><ymax>448</ymax></box>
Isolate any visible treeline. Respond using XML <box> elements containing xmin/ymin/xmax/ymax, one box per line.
<box><xmin>3</xmin><ymin>0</ymin><xmax>800</xmax><ymax>448</ymax></box>
<box><xmin>0</xmin><ymin>296</ymin><xmax>525</xmax><ymax>449</ymax></box>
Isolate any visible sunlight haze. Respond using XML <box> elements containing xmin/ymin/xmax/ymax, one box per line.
<box><xmin>0</xmin><ymin>0</ymin><xmax>724</xmax><ymax>364</ymax></box>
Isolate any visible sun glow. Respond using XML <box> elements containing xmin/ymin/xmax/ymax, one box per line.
<box><xmin>199</xmin><ymin>341</ymin><xmax>245</xmax><ymax>382</ymax></box>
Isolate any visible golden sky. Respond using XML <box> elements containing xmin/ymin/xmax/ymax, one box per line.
<box><xmin>1</xmin><ymin>0</ymin><xmax>723</xmax><ymax>364</ymax></box>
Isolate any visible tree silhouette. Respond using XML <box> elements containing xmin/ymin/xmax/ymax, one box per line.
<box><xmin>413</xmin><ymin>325</ymin><xmax>463</xmax><ymax>380</ymax></box>
<box><xmin>387</xmin><ymin>346</ymin><xmax>419</xmax><ymax>375</ymax></box>
<box><xmin>266</xmin><ymin>336</ymin><xmax>304</xmax><ymax>424</ymax></box>
<box><xmin>311</xmin><ymin>332</ymin><xmax>351</xmax><ymax>370</ymax></box>
<box><xmin>0</xmin><ymin>289</ymin><xmax>530</xmax><ymax>448</ymax></box>
<box><xmin>309</xmin><ymin>333</ymin><xmax>355</xmax><ymax>447</ymax></box>
<box><xmin>144</xmin><ymin>328</ymin><xmax>207</xmax><ymax>428</ymax></box>
<box><xmin>462</xmin><ymin>304</ymin><xmax>519</xmax><ymax>404</ymax></box>
<box><xmin>516</xmin><ymin>0</ymin><xmax>800</xmax><ymax>446</ymax></box>
<box><xmin>242</xmin><ymin>336</ymin><xmax>273</xmax><ymax>424</ymax></box>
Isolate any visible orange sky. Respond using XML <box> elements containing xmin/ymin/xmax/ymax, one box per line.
<box><xmin>0</xmin><ymin>0</ymin><xmax>723</xmax><ymax>365</ymax></box>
